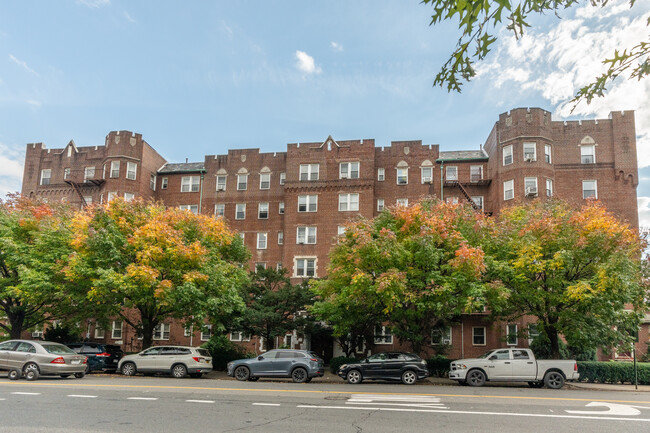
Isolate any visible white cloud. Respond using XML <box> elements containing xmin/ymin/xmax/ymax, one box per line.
<box><xmin>9</xmin><ymin>54</ymin><xmax>38</xmax><ymax>76</ymax></box>
<box><xmin>295</xmin><ymin>50</ymin><xmax>322</xmax><ymax>75</ymax></box>
<box><xmin>0</xmin><ymin>142</ymin><xmax>25</xmax><ymax>199</ymax></box>
<box><xmin>76</xmin><ymin>0</ymin><xmax>110</xmax><ymax>7</ymax></box>
<box><xmin>638</xmin><ymin>197</ymin><xmax>650</xmax><ymax>230</ymax></box>
<box><xmin>124</xmin><ymin>11</ymin><xmax>136</xmax><ymax>23</ymax></box>
<box><xmin>330</xmin><ymin>41</ymin><xmax>343</xmax><ymax>52</ymax></box>
<box><xmin>26</xmin><ymin>100</ymin><xmax>41</xmax><ymax>108</ymax></box>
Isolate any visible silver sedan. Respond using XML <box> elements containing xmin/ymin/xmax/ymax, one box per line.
<box><xmin>0</xmin><ymin>339</ymin><xmax>87</xmax><ymax>380</ymax></box>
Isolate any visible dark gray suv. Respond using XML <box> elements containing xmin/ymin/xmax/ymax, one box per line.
<box><xmin>227</xmin><ymin>349</ymin><xmax>324</xmax><ymax>383</ymax></box>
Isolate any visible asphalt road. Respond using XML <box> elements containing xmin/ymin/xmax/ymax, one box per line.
<box><xmin>1</xmin><ymin>374</ymin><xmax>650</xmax><ymax>433</ymax></box>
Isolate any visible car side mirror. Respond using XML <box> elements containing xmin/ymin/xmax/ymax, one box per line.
<box><xmin>258</xmin><ymin>355</ymin><xmax>264</xmax><ymax>360</ymax></box>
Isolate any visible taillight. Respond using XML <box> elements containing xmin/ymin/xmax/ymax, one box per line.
<box><xmin>83</xmin><ymin>357</ymin><xmax>88</xmax><ymax>364</ymax></box>
<box><xmin>310</xmin><ymin>358</ymin><xmax>318</xmax><ymax>362</ymax></box>
<box><xmin>192</xmin><ymin>357</ymin><xmax>202</xmax><ymax>362</ymax></box>
<box><xmin>50</xmin><ymin>357</ymin><xmax>65</xmax><ymax>364</ymax></box>
<box><xmin>95</xmin><ymin>353</ymin><xmax>111</xmax><ymax>357</ymax></box>
<box><xmin>574</xmin><ymin>363</ymin><xmax>578</xmax><ymax>371</ymax></box>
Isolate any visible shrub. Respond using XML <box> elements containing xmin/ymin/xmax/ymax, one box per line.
<box><xmin>577</xmin><ymin>361</ymin><xmax>650</xmax><ymax>385</ymax></box>
<box><xmin>426</xmin><ymin>355</ymin><xmax>455</xmax><ymax>377</ymax></box>
<box><xmin>202</xmin><ymin>334</ymin><xmax>252</xmax><ymax>371</ymax></box>
<box><xmin>529</xmin><ymin>336</ymin><xmax>569</xmax><ymax>359</ymax></box>
<box><xmin>329</xmin><ymin>356</ymin><xmax>359</xmax><ymax>373</ymax></box>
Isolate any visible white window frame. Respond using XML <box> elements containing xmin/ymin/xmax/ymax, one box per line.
<box><xmin>40</xmin><ymin>169</ymin><xmax>51</xmax><ymax>185</ymax></box>
<box><xmin>546</xmin><ymin>179</ymin><xmax>553</xmax><ymax>197</ymax></box>
<box><xmin>582</xmin><ymin>180</ymin><xmax>597</xmax><ymax>199</ymax></box>
<box><xmin>374</xmin><ymin>325</ymin><xmax>393</xmax><ymax>345</ymax></box>
<box><xmin>506</xmin><ymin>324</ymin><xmax>517</xmax><ymax>346</ymax></box>
<box><xmin>432</xmin><ymin>326</ymin><xmax>452</xmax><ymax>345</ymax></box>
<box><xmin>338</xmin><ymin>193</ymin><xmax>359</xmax><ymax>212</ymax></box>
<box><xmin>472</xmin><ymin>327</ymin><xmax>486</xmax><ymax>346</ymax></box>
<box><xmin>237</xmin><ymin>174</ymin><xmax>248</xmax><ymax>190</ymax></box>
<box><xmin>545</xmin><ymin>144</ymin><xmax>552</xmax><ymax>164</ymax></box>
<box><xmin>257</xmin><ymin>232</ymin><xmax>268</xmax><ymax>250</ymax></box>
<box><xmin>181</xmin><ymin>176</ymin><xmax>200</xmax><ymax>192</ymax></box>
<box><xmin>377</xmin><ymin>199</ymin><xmax>385</xmax><ymax>212</ymax></box>
<box><xmin>278</xmin><ymin>232</ymin><xmax>284</xmax><ymax>245</ymax></box>
<box><xmin>339</xmin><ymin>162</ymin><xmax>359</xmax><ymax>179</ymax></box>
<box><xmin>215</xmin><ymin>203</ymin><xmax>225</xmax><ymax>217</ymax></box>
<box><xmin>230</xmin><ymin>331</ymin><xmax>251</xmax><ymax>342</ymax></box>
<box><xmin>110</xmin><ymin>161</ymin><xmax>120</xmax><ymax>178</ymax></box>
<box><xmin>396</xmin><ymin>198</ymin><xmax>409</xmax><ymax>207</ymax></box>
<box><xmin>259</xmin><ymin>173</ymin><xmax>271</xmax><ymax>190</ymax></box>
<box><xmin>296</xmin><ymin>227</ymin><xmax>317</xmax><ymax>244</ymax></box>
<box><xmin>111</xmin><ymin>321</ymin><xmax>123</xmax><ymax>340</ymax></box>
<box><xmin>216</xmin><ymin>175</ymin><xmax>227</xmax><ymax>191</ymax></box>
<box><xmin>107</xmin><ymin>191</ymin><xmax>117</xmax><ymax>202</ymax></box>
<box><xmin>523</xmin><ymin>142</ymin><xmax>537</xmax><ymax>161</ymax></box>
<box><xmin>294</xmin><ymin>257</ymin><xmax>316</xmax><ymax>278</ymax></box>
<box><xmin>83</xmin><ymin>196</ymin><xmax>93</xmax><ymax>205</ymax></box>
<box><xmin>179</xmin><ymin>204</ymin><xmax>198</xmax><ymax>214</ymax></box>
<box><xmin>258</xmin><ymin>202</ymin><xmax>269</xmax><ymax>219</ymax></box>
<box><xmin>63</xmin><ymin>168</ymin><xmax>70</xmax><ymax>180</ymax></box>
<box><xmin>124</xmin><ymin>193</ymin><xmax>135</xmax><ymax>202</ymax></box>
<box><xmin>153</xmin><ymin>323</ymin><xmax>171</xmax><ymax>340</ymax></box>
<box><xmin>471</xmin><ymin>196</ymin><xmax>484</xmax><ymax>211</ymax></box>
<box><xmin>503</xmin><ymin>145</ymin><xmax>513</xmax><ymax>166</ymax></box>
<box><xmin>396</xmin><ymin>167</ymin><xmax>408</xmax><ymax>185</ymax></box>
<box><xmin>150</xmin><ymin>174</ymin><xmax>156</xmax><ymax>190</ymax></box>
<box><xmin>298</xmin><ymin>195</ymin><xmax>318</xmax><ymax>212</ymax></box>
<box><xmin>201</xmin><ymin>325</ymin><xmax>212</xmax><ymax>341</ymax></box>
<box><xmin>84</xmin><ymin>167</ymin><xmax>95</xmax><ymax>182</ymax></box>
<box><xmin>338</xmin><ymin>226</ymin><xmax>346</xmax><ymax>236</ymax></box>
<box><xmin>126</xmin><ymin>162</ymin><xmax>137</xmax><ymax>180</ymax></box>
<box><xmin>470</xmin><ymin>165</ymin><xmax>483</xmax><ymax>182</ymax></box>
<box><xmin>299</xmin><ymin>164</ymin><xmax>319</xmax><ymax>181</ymax></box>
<box><xmin>377</xmin><ymin>168</ymin><xmax>385</xmax><ymax>181</ymax></box>
<box><xmin>279</xmin><ymin>172</ymin><xmax>286</xmax><ymax>185</ymax></box>
<box><xmin>279</xmin><ymin>202</ymin><xmax>285</xmax><ymax>214</ymax></box>
<box><xmin>524</xmin><ymin>177</ymin><xmax>538</xmax><ymax>196</ymax></box>
<box><xmin>235</xmin><ymin>203</ymin><xmax>246</xmax><ymax>220</ymax></box>
<box><xmin>94</xmin><ymin>325</ymin><xmax>105</xmax><ymax>339</ymax></box>
<box><xmin>527</xmin><ymin>324</ymin><xmax>540</xmax><ymax>345</ymax></box>
<box><xmin>421</xmin><ymin>167</ymin><xmax>433</xmax><ymax>183</ymax></box>
<box><xmin>581</xmin><ymin>144</ymin><xmax>596</xmax><ymax>164</ymax></box>
<box><xmin>504</xmin><ymin>179</ymin><xmax>514</xmax><ymax>201</ymax></box>
<box><xmin>161</xmin><ymin>177</ymin><xmax>168</xmax><ymax>189</ymax></box>
<box><xmin>446</xmin><ymin>166</ymin><xmax>458</xmax><ymax>181</ymax></box>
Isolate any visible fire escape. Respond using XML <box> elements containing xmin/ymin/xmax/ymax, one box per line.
<box><xmin>64</xmin><ymin>173</ymin><xmax>105</xmax><ymax>208</ymax></box>
<box><xmin>444</xmin><ymin>173</ymin><xmax>492</xmax><ymax>214</ymax></box>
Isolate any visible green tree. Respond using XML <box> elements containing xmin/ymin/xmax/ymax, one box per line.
<box><xmin>238</xmin><ymin>267</ymin><xmax>315</xmax><ymax>351</ymax></box>
<box><xmin>484</xmin><ymin>199</ymin><xmax>648</xmax><ymax>359</ymax></box>
<box><xmin>0</xmin><ymin>195</ymin><xmax>75</xmax><ymax>339</ymax></box>
<box><xmin>312</xmin><ymin>200</ymin><xmax>489</xmax><ymax>354</ymax></box>
<box><xmin>423</xmin><ymin>0</ymin><xmax>648</xmax><ymax>104</ymax></box>
<box><xmin>65</xmin><ymin>199</ymin><xmax>249</xmax><ymax>349</ymax></box>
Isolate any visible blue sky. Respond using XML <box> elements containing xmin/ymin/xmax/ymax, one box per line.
<box><xmin>1</xmin><ymin>0</ymin><xmax>649</xmax><ymax>224</ymax></box>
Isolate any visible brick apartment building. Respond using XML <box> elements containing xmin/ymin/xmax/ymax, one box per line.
<box><xmin>20</xmin><ymin>107</ymin><xmax>645</xmax><ymax>360</ymax></box>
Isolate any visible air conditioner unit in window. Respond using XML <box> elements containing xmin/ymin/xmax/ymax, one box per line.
<box><xmin>422</xmin><ymin>177</ymin><xmax>432</xmax><ymax>183</ymax></box>
<box><xmin>340</xmin><ymin>174</ymin><xmax>348</xmax><ymax>179</ymax></box>
<box><xmin>297</xmin><ymin>240</ymin><xmax>305</xmax><ymax>244</ymax></box>
<box><xmin>442</xmin><ymin>338</ymin><xmax>451</xmax><ymax>345</ymax></box>
<box><xmin>217</xmin><ymin>185</ymin><xmax>225</xmax><ymax>191</ymax></box>
<box><xmin>31</xmin><ymin>332</ymin><xmax>43</xmax><ymax>338</ymax></box>
<box><xmin>524</xmin><ymin>156</ymin><xmax>536</xmax><ymax>162</ymax></box>
<box><xmin>525</xmin><ymin>187</ymin><xmax>538</xmax><ymax>196</ymax></box>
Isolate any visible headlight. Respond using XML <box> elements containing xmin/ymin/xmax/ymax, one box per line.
<box><xmin>227</xmin><ymin>362</ymin><xmax>233</xmax><ymax>369</ymax></box>
<box><xmin>453</xmin><ymin>364</ymin><xmax>467</xmax><ymax>370</ymax></box>
<box><xmin>339</xmin><ymin>364</ymin><xmax>348</xmax><ymax>370</ymax></box>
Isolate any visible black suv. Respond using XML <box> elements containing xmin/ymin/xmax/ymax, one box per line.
<box><xmin>337</xmin><ymin>352</ymin><xmax>430</xmax><ymax>385</ymax></box>
<box><xmin>66</xmin><ymin>342</ymin><xmax>123</xmax><ymax>373</ymax></box>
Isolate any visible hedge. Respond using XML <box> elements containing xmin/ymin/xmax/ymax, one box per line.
<box><xmin>577</xmin><ymin>361</ymin><xmax>650</xmax><ymax>385</ymax></box>
<box><xmin>201</xmin><ymin>335</ymin><xmax>254</xmax><ymax>371</ymax></box>
<box><xmin>426</xmin><ymin>355</ymin><xmax>456</xmax><ymax>378</ymax></box>
<box><xmin>329</xmin><ymin>356</ymin><xmax>359</xmax><ymax>373</ymax></box>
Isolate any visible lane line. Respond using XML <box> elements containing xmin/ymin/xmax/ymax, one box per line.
<box><xmin>253</xmin><ymin>403</ymin><xmax>281</xmax><ymax>407</ymax></box>
<box><xmin>347</xmin><ymin>402</ymin><xmax>448</xmax><ymax>408</ymax></box>
<box><xmin>1</xmin><ymin>381</ymin><xmax>649</xmax><ymax>405</ymax></box>
<box><xmin>296</xmin><ymin>405</ymin><xmax>650</xmax><ymax>422</ymax></box>
<box><xmin>127</xmin><ymin>397</ymin><xmax>159</xmax><ymax>401</ymax></box>
<box><xmin>186</xmin><ymin>399</ymin><xmax>215</xmax><ymax>404</ymax></box>
<box><xmin>67</xmin><ymin>394</ymin><xmax>97</xmax><ymax>398</ymax></box>
<box><xmin>11</xmin><ymin>392</ymin><xmax>40</xmax><ymax>396</ymax></box>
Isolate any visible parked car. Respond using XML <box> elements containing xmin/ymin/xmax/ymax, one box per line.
<box><xmin>337</xmin><ymin>352</ymin><xmax>430</xmax><ymax>385</ymax></box>
<box><xmin>118</xmin><ymin>346</ymin><xmax>212</xmax><ymax>378</ymax></box>
<box><xmin>0</xmin><ymin>339</ymin><xmax>87</xmax><ymax>380</ymax></box>
<box><xmin>66</xmin><ymin>342</ymin><xmax>123</xmax><ymax>373</ymax></box>
<box><xmin>448</xmin><ymin>348</ymin><xmax>579</xmax><ymax>389</ymax></box>
<box><xmin>227</xmin><ymin>349</ymin><xmax>325</xmax><ymax>383</ymax></box>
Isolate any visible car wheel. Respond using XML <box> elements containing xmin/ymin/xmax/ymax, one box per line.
<box><xmin>543</xmin><ymin>371</ymin><xmax>565</xmax><ymax>389</ymax></box>
<box><xmin>292</xmin><ymin>367</ymin><xmax>308</xmax><ymax>383</ymax></box>
<box><xmin>74</xmin><ymin>372</ymin><xmax>85</xmax><ymax>379</ymax></box>
<box><xmin>401</xmin><ymin>370</ymin><xmax>417</xmax><ymax>385</ymax></box>
<box><xmin>248</xmin><ymin>377</ymin><xmax>259</xmax><ymax>382</ymax></box>
<box><xmin>234</xmin><ymin>366</ymin><xmax>250</xmax><ymax>381</ymax></box>
<box><xmin>466</xmin><ymin>369</ymin><xmax>486</xmax><ymax>387</ymax></box>
<box><xmin>24</xmin><ymin>367</ymin><xmax>39</xmax><ymax>382</ymax></box>
<box><xmin>172</xmin><ymin>364</ymin><xmax>188</xmax><ymax>379</ymax></box>
<box><xmin>121</xmin><ymin>362</ymin><xmax>137</xmax><ymax>376</ymax></box>
<box><xmin>346</xmin><ymin>369</ymin><xmax>362</xmax><ymax>384</ymax></box>
<box><xmin>60</xmin><ymin>374</ymin><xmax>71</xmax><ymax>378</ymax></box>
<box><xmin>23</xmin><ymin>363</ymin><xmax>39</xmax><ymax>377</ymax></box>
<box><xmin>189</xmin><ymin>373</ymin><xmax>203</xmax><ymax>378</ymax></box>
<box><xmin>8</xmin><ymin>369</ymin><xmax>21</xmax><ymax>381</ymax></box>
<box><xmin>528</xmin><ymin>381</ymin><xmax>544</xmax><ymax>388</ymax></box>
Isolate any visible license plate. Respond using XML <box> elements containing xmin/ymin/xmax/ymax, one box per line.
<box><xmin>71</xmin><ymin>360</ymin><xmax>81</xmax><ymax>365</ymax></box>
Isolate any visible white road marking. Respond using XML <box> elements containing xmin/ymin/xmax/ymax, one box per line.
<box><xmin>67</xmin><ymin>394</ymin><xmax>97</xmax><ymax>398</ymax></box>
<box><xmin>347</xmin><ymin>394</ymin><xmax>446</xmax><ymax>409</ymax></box>
<box><xmin>253</xmin><ymin>403</ymin><xmax>281</xmax><ymax>407</ymax></box>
<box><xmin>347</xmin><ymin>401</ymin><xmax>448</xmax><ymax>409</ymax></box>
<box><xmin>11</xmin><ymin>392</ymin><xmax>40</xmax><ymax>396</ymax></box>
<box><xmin>566</xmin><ymin>402</ymin><xmax>650</xmax><ymax>416</ymax></box>
<box><xmin>186</xmin><ymin>399</ymin><xmax>215</xmax><ymax>404</ymax></box>
<box><xmin>127</xmin><ymin>397</ymin><xmax>159</xmax><ymax>401</ymax></box>
<box><xmin>297</xmin><ymin>405</ymin><xmax>650</xmax><ymax>422</ymax></box>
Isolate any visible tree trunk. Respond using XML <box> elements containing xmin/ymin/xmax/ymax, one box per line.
<box><xmin>6</xmin><ymin>307</ymin><xmax>26</xmax><ymax>340</ymax></box>
<box><xmin>139</xmin><ymin>314</ymin><xmax>158</xmax><ymax>350</ymax></box>
<box><xmin>547</xmin><ymin>325</ymin><xmax>561</xmax><ymax>359</ymax></box>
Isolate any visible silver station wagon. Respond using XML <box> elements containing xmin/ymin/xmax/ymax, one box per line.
<box><xmin>0</xmin><ymin>339</ymin><xmax>87</xmax><ymax>380</ymax></box>
<box><xmin>118</xmin><ymin>345</ymin><xmax>213</xmax><ymax>378</ymax></box>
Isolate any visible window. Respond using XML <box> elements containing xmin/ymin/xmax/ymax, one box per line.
<box><xmin>179</xmin><ymin>204</ymin><xmax>198</xmax><ymax>214</ymax></box>
<box><xmin>111</xmin><ymin>321</ymin><xmax>123</xmax><ymax>340</ymax></box>
<box><xmin>583</xmin><ymin>180</ymin><xmax>597</xmax><ymax>199</ymax></box>
<box><xmin>432</xmin><ymin>326</ymin><xmax>452</xmax><ymax>345</ymax></box>
<box><xmin>161</xmin><ymin>177</ymin><xmax>168</xmax><ymax>189</ymax></box>
<box><xmin>184</xmin><ymin>325</ymin><xmax>192</xmax><ymax>337</ymax></box>
<box><xmin>377</xmin><ymin>168</ymin><xmax>385</xmax><ymax>181</ymax></box>
<box><xmin>201</xmin><ymin>325</ymin><xmax>212</xmax><ymax>341</ymax></box>
<box><xmin>124</xmin><ymin>193</ymin><xmax>135</xmax><ymax>202</ymax></box>
<box><xmin>545</xmin><ymin>144</ymin><xmax>552</xmax><ymax>164</ymax></box>
<box><xmin>503</xmin><ymin>145</ymin><xmax>513</xmax><ymax>166</ymax></box>
<box><xmin>260</xmin><ymin>173</ymin><xmax>271</xmax><ymax>190</ymax></box>
<box><xmin>339</xmin><ymin>162</ymin><xmax>359</xmax><ymax>179</ymax></box>
<box><xmin>107</xmin><ymin>192</ymin><xmax>117</xmax><ymax>202</ymax></box>
<box><xmin>504</xmin><ymin>179</ymin><xmax>514</xmax><ymax>201</ymax></box>
<box><xmin>421</xmin><ymin>167</ymin><xmax>433</xmax><ymax>183</ymax></box>
<box><xmin>581</xmin><ymin>145</ymin><xmax>595</xmax><ymax>164</ymax></box>
<box><xmin>83</xmin><ymin>196</ymin><xmax>93</xmax><ymax>205</ymax></box>
<box><xmin>278</xmin><ymin>202</ymin><xmax>285</xmax><ymax>214</ymax></box>
<box><xmin>298</xmin><ymin>195</ymin><xmax>318</xmax><ymax>212</ymax></box>
<box><xmin>40</xmin><ymin>169</ymin><xmax>51</xmax><ymax>185</ymax></box>
<box><xmin>216</xmin><ymin>175</ymin><xmax>227</xmax><ymax>191</ymax></box>
<box><xmin>470</xmin><ymin>165</ymin><xmax>483</xmax><ymax>182</ymax></box>
<box><xmin>110</xmin><ymin>161</ymin><xmax>120</xmax><ymax>178</ymax></box>
<box><xmin>257</xmin><ymin>233</ymin><xmax>267</xmax><ymax>250</ymax></box>
<box><xmin>258</xmin><ymin>202</ymin><xmax>269</xmax><ymax>219</ymax></box>
<box><xmin>513</xmin><ymin>349</ymin><xmax>530</xmax><ymax>360</ymax></box>
<box><xmin>471</xmin><ymin>196</ymin><xmax>484</xmax><ymax>211</ymax></box>
<box><xmin>396</xmin><ymin>168</ymin><xmax>408</xmax><ymax>185</ymax></box>
<box><xmin>528</xmin><ymin>324</ymin><xmax>540</xmax><ymax>345</ymax></box>
<box><xmin>279</xmin><ymin>172</ymin><xmax>286</xmax><ymax>185</ymax></box>
<box><xmin>230</xmin><ymin>331</ymin><xmax>250</xmax><ymax>342</ymax></box>
<box><xmin>276</xmin><ymin>262</ymin><xmax>283</xmax><ymax>271</ymax></box>
<box><xmin>235</xmin><ymin>203</ymin><xmax>246</xmax><ymax>220</ymax></box>
<box><xmin>374</xmin><ymin>325</ymin><xmax>393</xmax><ymax>344</ymax></box>
<box><xmin>446</xmin><ymin>197</ymin><xmax>458</xmax><ymax>205</ymax></box>
<box><xmin>396</xmin><ymin>198</ymin><xmax>409</xmax><ymax>207</ymax></box>
<box><xmin>446</xmin><ymin>166</ymin><xmax>458</xmax><ymax>181</ymax></box>
<box><xmin>523</xmin><ymin>142</ymin><xmax>536</xmax><ymax>161</ymax></box>
<box><xmin>94</xmin><ymin>325</ymin><xmax>105</xmax><ymax>339</ymax></box>
<box><xmin>338</xmin><ymin>226</ymin><xmax>346</xmax><ymax>236</ymax></box>
<box><xmin>295</xmin><ymin>258</ymin><xmax>316</xmax><ymax>277</ymax></box>
<box><xmin>546</xmin><ymin>179</ymin><xmax>553</xmax><ymax>197</ymax></box>
<box><xmin>150</xmin><ymin>174</ymin><xmax>156</xmax><ymax>190</ymax></box>
<box><xmin>63</xmin><ymin>168</ymin><xmax>70</xmax><ymax>180</ymax></box>
<box><xmin>237</xmin><ymin>174</ymin><xmax>248</xmax><ymax>190</ymax></box>
<box><xmin>84</xmin><ymin>167</ymin><xmax>95</xmax><ymax>182</ymax></box>
<box><xmin>472</xmin><ymin>327</ymin><xmax>486</xmax><ymax>345</ymax></box>
<box><xmin>215</xmin><ymin>204</ymin><xmax>225</xmax><ymax>217</ymax></box>
<box><xmin>278</xmin><ymin>232</ymin><xmax>284</xmax><ymax>245</ymax></box>
<box><xmin>506</xmin><ymin>324</ymin><xmax>517</xmax><ymax>346</ymax></box>
<box><xmin>239</xmin><ymin>233</ymin><xmax>245</xmax><ymax>241</ymax></box>
<box><xmin>297</xmin><ymin>227</ymin><xmax>317</xmax><ymax>244</ymax></box>
<box><xmin>102</xmin><ymin>164</ymin><xmax>106</xmax><ymax>179</ymax></box>
<box><xmin>153</xmin><ymin>323</ymin><xmax>170</xmax><ymax>340</ymax></box>
<box><xmin>377</xmin><ymin>199</ymin><xmax>385</xmax><ymax>212</ymax></box>
<box><xmin>181</xmin><ymin>176</ymin><xmax>200</xmax><ymax>192</ymax></box>
<box><xmin>255</xmin><ymin>262</ymin><xmax>266</xmax><ymax>270</ymax></box>
<box><xmin>299</xmin><ymin>164</ymin><xmax>319</xmax><ymax>181</ymax></box>
<box><xmin>338</xmin><ymin>193</ymin><xmax>359</xmax><ymax>211</ymax></box>
<box><xmin>524</xmin><ymin>177</ymin><xmax>538</xmax><ymax>196</ymax></box>
<box><xmin>126</xmin><ymin>162</ymin><xmax>137</xmax><ymax>180</ymax></box>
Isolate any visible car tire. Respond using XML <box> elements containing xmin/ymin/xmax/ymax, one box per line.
<box><xmin>23</xmin><ymin>363</ymin><xmax>39</xmax><ymax>377</ymax></box>
<box><xmin>304</xmin><ymin>377</ymin><xmax>312</xmax><ymax>383</ymax></box>
<box><xmin>466</xmin><ymin>369</ymin><xmax>486</xmax><ymax>387</ymax></box>
<box><xmin>528</xmin><ymin>381</ymin><xmax>544</xmax><ymax>388</ymax></box>
<box><xmin>292</xmin><ymin>367</ymin><xmax>308</xmax><ymax>383</ymax></box>
<box><xmin>189</xmin><ymin>373</ymin><xmax>203</xmax><ymax>378</ymax></box>
<box><xmin>543</xmin><ymin>371</ymin><xmax>565</xmax><ymax>389</ymax></box>
<box><xmin>234</xmin><ymin>366</ymin><xmax>250</xmax><ymax>381</ymax></box>
<box><xmin>172</xmin><ymin>364</ymin><xmax>188</xmax><ymax>379</ymax></box>
<box><xmin>346</xmin><ymin>369</ymin><xmax>362</xmax><ymax>384</ymax></box>
<box><xmin>60</xmin><ymin>374</ymin><xmax>71</xmax><ymax>378</ymax></box>
<box><xmin>121</xmin><ymin>362</ymin><xmax>137</xmax><ymax>376</ymax></box>
<box><xmin>248</xmin><ymin>377</ymin><xmax>259</xmax><ymax>382</ymax></box>
<box><xmin>401</xmin><ymin>370</ymin><xmax>417</xmax><ymax>385</ymax></box>
<box><xmin>24</xmin><ymin>367</ymin><xmax>39</xmax><ymax>382</ymax></box>
<box><xmin>8</xmin><ymin>369</ymin><xmax>21</xmax><ymax>381</ymax></box>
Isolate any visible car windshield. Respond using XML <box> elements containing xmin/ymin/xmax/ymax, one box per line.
<box><xmin>42</xmin><ymin>344</ymin><xmax>76</xmax><ymax>355</ymax></box>
<box><xmin>478</xmin><ymin>351</ymin><xmax>495</xmax><ymax>359</ymax></box>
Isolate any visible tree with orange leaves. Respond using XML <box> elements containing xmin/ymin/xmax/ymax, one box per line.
<box><xmin>65</xmin><ymin>199</ymin><xmax>249</xmax><ymax>349</ymax></box>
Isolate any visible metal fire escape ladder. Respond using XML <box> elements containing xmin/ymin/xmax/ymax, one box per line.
<box><xmin>452</xmin><ymin>181</ymin><xmax>481</xmax><ymax>211</ymax></box>
<box><xmin>64</xmin><ymin>180</ymin><xmax>88</xmax><ymax>208</ymax></box>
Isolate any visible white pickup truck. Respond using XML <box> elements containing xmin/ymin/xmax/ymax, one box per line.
<box><xmin>448</xmin><ymin>348</ymin><xmax>579</xmax><ymax>389</ymax></box>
